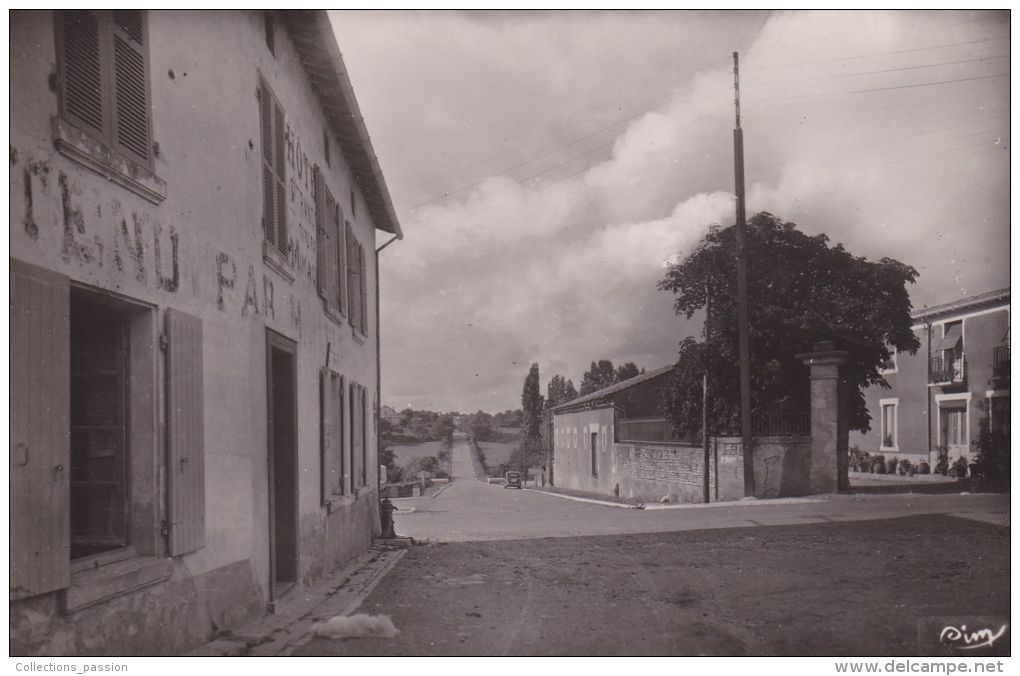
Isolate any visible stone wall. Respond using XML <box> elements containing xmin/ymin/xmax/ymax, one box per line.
<box><xmin>714</xmin><ymin>435</ymin><xmax>812</xmax><ymax>500</ymax></box>
<box><xmin>616</xmin><ymin>441</ymin><xmax>705</xmax><ymax>504</ymax></box>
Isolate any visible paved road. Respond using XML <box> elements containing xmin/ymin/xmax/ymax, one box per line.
<box><xmin>392</xmin><ymin>437</ymin><xmax>1009</xmax><ymax>542</ymax></box>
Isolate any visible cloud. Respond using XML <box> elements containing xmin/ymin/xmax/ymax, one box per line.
<box><xmin>335</xmin><ymin>10</ymin><xmax>1009</xmax><ymax>411</ymax></box>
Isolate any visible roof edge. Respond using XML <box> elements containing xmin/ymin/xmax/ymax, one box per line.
<box><xmin>911</xmin><ymin>287</ymin><xmax>1010</xmax><ymax>322</ymax></box>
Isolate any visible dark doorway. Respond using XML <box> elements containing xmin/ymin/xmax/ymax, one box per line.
<box><xmin>267</xmin><ymin>331</ymin><xmax>298</xmax><ymax>599</ymax></box>
<box><xmin>590</xmin><ymin>432</ymin><xmax>599</xmax><ymax>479</ymax></box>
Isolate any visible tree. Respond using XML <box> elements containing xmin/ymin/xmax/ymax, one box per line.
<box><xmin>616</xmin><ymin>362</ymin><xmax>641</xmax><ymax>382</ymax></box>
<box><xmin>658</xmin><ymin>212</ymin><xmax>919</xmax><ymax>439</ymax></box>
<box><xmin>521</xmin><ymin>363</ymin><xmax>545</xmax><ymax>468</ymax></box>
<box><xmin>546</xmin><ymin>374</ymin><xmax>578</xmax><ymax>408</ymax></box>
<box><xmin>466</xmin><ymin>410</ymin><xmax>494</xmax><ymax>441</ymax></box>
<box><xmin>429</xmin><ymin>415</ymin><xmax>455</xmax><ymax>442</ymax></box>
<box><xmin>579</xmin><ymin>359</ymin><xmax>617</xmax><ymax>395</ymax></box>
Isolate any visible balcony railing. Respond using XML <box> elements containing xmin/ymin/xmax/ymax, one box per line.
<box><xmin>929</xmin><ymin>356</ymin><xmax>966</xmax><ymax>385</ymax></box>
<box><xmin>993</xmin><ymin>346</ymin><xmax>1010</xmax><ymax>379</ymax></box>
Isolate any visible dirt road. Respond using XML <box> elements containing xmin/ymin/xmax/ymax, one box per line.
<box><xmin>295</xmin><ymin>514</ymin><xmax>1009</xmax><ymax>656</ymax></box>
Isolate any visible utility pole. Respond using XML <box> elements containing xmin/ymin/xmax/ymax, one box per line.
<box><xmin>733</xmin><ymin>52</ymin><xmax>754</xmax><ymax>497</ymax></box>
<box><xmin>702</xmin><ymin>278</ymin><xmax>711</xmax><ymax>503</ymax></box>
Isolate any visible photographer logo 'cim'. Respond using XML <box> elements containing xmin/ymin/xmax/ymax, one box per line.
<box><xmin>940</xmin><ymin>624</ymin><xmax>1008</xmax><ymax>651</ymax></box>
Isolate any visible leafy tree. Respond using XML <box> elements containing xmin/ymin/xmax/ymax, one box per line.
<box><xmin>429</xmin><ymin>415</ymin><xmax>455</xmax><ymax>442</ymax></box>
<box><xmin>379</xmin><ymin>444</ymin><xmax>403</xmax><ymax>483</ymax></box>
<box><xmin>616</xmin><ymin>362</ymin><xmax>641</xmax><ymax>382</ymax></box>
<box><xmin>658</xmin><ymin>211</ymin><xmax>919</xmax><ymax>439</ymax></box>
<box><xmin>546</xmin><ymin>374</ymin><xmax>578</xmax><ymax>408</ymax></box>
<box><xmin>466</xmin><ymin>410</ymin><xmax>494</xmax><ymax>441</ymax></box>
<box><xmin>579</xmin><ymin>359</ymin><xmax>617</xmax><ymax>395</ymax></box>
<box><xmin>521</xmin><ymin>363</ymin><xmax>545</xmax><ymax>461</ymax></box>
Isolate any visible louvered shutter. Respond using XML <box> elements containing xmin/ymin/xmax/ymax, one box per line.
<box><xmin>359</xmin><ymin>244</ymin><xmax>368</xmax><ymax>334</ymax></box>
<box><xmin>259</xmin><ymin>77</ymin><xmax>286</xmax><ymax>255</ymax></box>
<box><xmin>314</xmin><ymin>167</ymin><xmax>328</xmax><ymax>298</ymax></box>
<box><xmin>167</xmin><ymin>308</ymin><xmax>205</xmax><ymax>556</ymax></box>
<box><xmin>274</xmin><ymin>100</ymin><xmax>288</xmax><ymax>255</ymax></box>
<box><xmin>59</xmin><ymin>11</ymin><xmax>107</xmax><ymax>141</ymax></box>
<box><xmin>350</xmin><ymin>382</ymin><xmax>360</xmax><ymax>489</ymax></box>
<box><xmin>336</xmin><ymin>208</ymin><xmax>347</xmax><ymax>316</ymax></box>
<box><xmin>336</xmin><ymin>376</ymin><xmax>347</xmax><ymax>494</ymax></box>
<box><xmin>111</xmin><ymin>11</ymin><xmax>150</xmax><ymax>166</ymax></box>
<box><xmin>11</xmin><ymin>260</ymin><xmax>71</xmax><ymax>599</ymax></box>
<box><xmin>320</xmin><ymin>369</ymin><xmax>338</xmax><ymax>504</ymax></box>
<box><xmin>363</xmin><ymin>385</ymin><xmax>371</xmax><ymax>487</ymax></box>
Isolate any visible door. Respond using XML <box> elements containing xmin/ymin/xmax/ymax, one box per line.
<box><xmin>266</xmin><ymin>330</ymin><xmax>298</xmax><ymax>600</ymax></box>
<box><xmin>590</xmin><ymin>432</ymin><xmax>599</xmax><ymax>479</ymax></box>
<box><xmin>941</xmin><ymin>405</ymin><xmax>968</xmax><ymax>461</ymax></box>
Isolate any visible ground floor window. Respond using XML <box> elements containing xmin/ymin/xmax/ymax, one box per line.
<box><xmin>70</xmin><ymin>289</ymin><xmax>130</xmax><ymax>559</ymax></box>
<box><xmin>879</xmin><ymin>399</ymin><xmax>898</xmax><ymax>450</ymax></box>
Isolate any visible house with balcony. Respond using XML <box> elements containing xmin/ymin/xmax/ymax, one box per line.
<box><xmin>11</xmin><ymin>10</ymin><xmax>402</xmax><ymax>655</ymax></box>
<box><xmin>850</xmin><ymin>288</ymin><xmax>1009</xmax><ymax>469</ymax></box>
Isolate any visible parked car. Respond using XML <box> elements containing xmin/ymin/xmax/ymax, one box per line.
<box><xmin>504</xmin><ymin>471</ymin><xmax>523</xmax><ymax>489</ymax></box>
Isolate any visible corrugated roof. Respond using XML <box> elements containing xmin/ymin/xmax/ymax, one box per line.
<box><xmin>551</xmin><ymin>364</ymin><xmax>675</xmax><ymax>414</ymax></box>
<box><xmin>912</xmin><ymin>287</ymin><xmax>1009</xmax><ymax>322</ymax></box>
<box><xmin>283</xmin><ymin>11</ymin><xmax>402</xmax><ymax>239</ymax></box>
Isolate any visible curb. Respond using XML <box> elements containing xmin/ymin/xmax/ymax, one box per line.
<box><xmin>527</xmin><ymin>489</ymin><xmax>642</xmax><ymax>510</ymax></box>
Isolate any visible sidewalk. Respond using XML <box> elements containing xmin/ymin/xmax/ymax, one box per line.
<box><xmin>186</xmin><ymin>542</ymin><xmax>408</xmax><ymax>657</ymax></box>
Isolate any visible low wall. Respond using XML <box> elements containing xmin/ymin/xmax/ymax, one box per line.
<box><xmin>714</xmin><ymin>435</ymin><xmax>812</xmax><ymax>500</ymax></box>
<box><xmin>615</xmin><ymin>441</ymin><xmax>706</xmax><ymax>504</ymax></box>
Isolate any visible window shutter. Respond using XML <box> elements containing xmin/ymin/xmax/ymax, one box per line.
<box><xmin>111</xmin><ymin>11</ymin><xmax>151</xmax><ymax>166</ymax></box>
<box><xmin>337</xmin><ymin>375</ymin><xmax>346</xmax><ymax>494</ymax></box>
<box><xmin>350</xmin><ymin>382</ymin><xmax>360</xmax><ymax>489</ymax></box>
<box><xmin>336</xmin><ymin>209</ymin><xmax>347</xmax><ymax>316</ymax></box>
<box><xmin>259</xmin><ymin>78</ymin><xmax>276</xmax><ymax>248</ymax></box>
<box><xmin>274</xmin><ymin>100</ymin><xmax>288</xmax><ymax>255</ymax></box>
<box><xmin>347</xmin><ymin>230</ymin><xmax>362</xmax><ymax>332</ymax></box>
<box><xmin>59</xmin><ymin>10</ymin><xmax>106</xmax><ymax>140</ymax></box>
<box><xmin>166</xmin><ymin>308</ymin><xmax>205</xmax><ymax>556</ymax></box>
<box><xmin>314</xmin><ymin>167</ymin><xmax>328</xmax><ymax>298</ymax></box>
<box><xmin>320</xmin><ymin>369</ymin><xmax>338</xmax><ymax>504</ymax></box>
<box><xmin>359</xmin><ymin>244</ymin><xmax>368</xmax><ymax>334</ymax></box>
<box><xmin>11</xmin><ymin>260</ymin><xmax>71</xmax><ymax>599</ymax></box>
<box><xmin>360</xmin><ymin>386</ymin><xmax>368</xmax><ymax>486</ymax></box>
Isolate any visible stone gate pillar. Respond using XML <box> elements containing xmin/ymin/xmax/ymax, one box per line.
<box><xmin>797</xmin><ymin>341</ymin><xmax>848</xmax><ymax>494</ymax></box>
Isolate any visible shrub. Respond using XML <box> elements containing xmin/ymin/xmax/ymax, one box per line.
<box><xmin>886</xmin><ymin>457</ymin><xmax>899</xmax><ymax>474</ymax></box>
<box><xmin>934</xmin><ymin>446</ymin><xmax>949</xmax><ymax>475</ymax></box>
<box><xmin>897</xmin><ymin>459</ymin><xmax>914</xmax><ymax>476</ymax></box>
<box><xmin>949</xmin><ymin>456</ymin><xmax>969</xmax><ymax>478</ymax></box>
<box><xmin>872</xmin><ymin>454</ymin><xmax>886</xmax><ymax>474</ymax></box>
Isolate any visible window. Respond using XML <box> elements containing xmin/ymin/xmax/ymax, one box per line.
<box><xmin>56</xmin><ymin>10</ymin><xmax>153</xmax><ymax>169</ymax></box>
<box><xmin>315</xmin><ymin>167</ymin><xmax>347</xmax><ymax>318</ymax></box>
<box><xmin>259</xmin><ymin>75</ymin><xmax>288</xmax><ymax>257</ymax></box>
<box><xmin>11</xmin><ymin>260</ymin><xmax>205</xmax><ymax>602</ymax></box>
<box><xmin>590</xmin><ymin>432</ymin><xmax>599</xmax><ymax>478</ymax></box>
<box><xmin>879</xmin><ymin>350</ymin><xmax>897</xmax><ymax>375</ymax></box>
<box><xmin>350</xmin><ymin>188</ymin><xmax>356</xmax><ymax>219</ymax></box>
<box><xmin>323</xmin><ymin>130</ymin><xmax>331</xmax><ymax>167</ymax></box>
<box><xmin>320</xmin><ymin>369</ymin><xmax>346</xmax><ymax>503</ymax></box>
<box><xmin>70</xmin><ymin>291</ymin><xmax>130</xmax><ymax>558</ymax></box>
<box><xmin>879</xmin><ymin>398</ymin><xmax>898</xmax><ymax>450</ymax></box>
<box><xmin>346</xmin><ymin>227</ymin><xmax>368</xmax><ymax>335</ymax></box>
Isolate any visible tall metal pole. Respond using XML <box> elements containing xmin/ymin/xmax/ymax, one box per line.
<box><xmin>733</xmin><ymin>52</ymin><xmax>754</xmax><ymax>497</ymax></box>
<box><xmin>702</xmin><ymin>279</ymin><xmax>711</xmax><ymax>503</ymax></box>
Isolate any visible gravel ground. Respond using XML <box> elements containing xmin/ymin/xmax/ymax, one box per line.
<box><xmin>294</xmin><ymin>513</ymin><xmax>1009</xmax><ymax>657</ymax></box>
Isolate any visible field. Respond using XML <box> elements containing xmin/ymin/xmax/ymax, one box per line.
<box><xmin>389</xmin><ymin>440</ymin><xmax>447</xmax><ymax>467</ymax></box>
<box><xmin>476</xmin><ymin>439</ymin><xmax>517</xmax><ymax>475</ymax></box>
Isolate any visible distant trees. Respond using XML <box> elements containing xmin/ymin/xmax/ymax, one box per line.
<box><xmin>465</xmin><ymin>410</ymin><xmax>495</xmax><ymax>441</ymax></box>
<box><xmin>578</xmin><ymin>359</ymin><xmax>645</xmax><ymax>396</ymax></box>
<box><xmin>429</xmin><ymin>415</ymin><xmax>455</xmax><ymax>442</ymax></box>
<box><xmin>546</xmin><ymin>374</ymin><xmax>578</xmax><ymax>408</ymax></box>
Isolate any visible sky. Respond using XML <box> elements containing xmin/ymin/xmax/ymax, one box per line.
<box><xmin>329</xmin><ymin>9</ymin><xmax>1010</xmax><ymax>414</ymax></box>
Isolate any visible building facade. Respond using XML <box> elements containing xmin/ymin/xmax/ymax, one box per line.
<box><xmin>850</xmin><ymin>289</ymin><xmax>1009</xmax><ymax>468</ymax></box>
<box><xmin>10</xmin><ymin>10</ymin><xmax>401</xmax><ymax>655</ymax></box>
